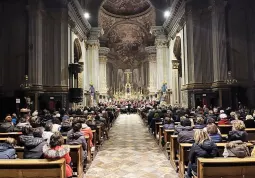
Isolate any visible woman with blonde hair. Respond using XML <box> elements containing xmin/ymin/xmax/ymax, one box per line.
<box><xmin>228</xmin><ymin>120</ymin><xmax>248</xmax><ymax>142</ymax></box>
<box><xmin>186</xmin><ymin>130</ymin><xmax>219</xmax><ymax>178</ymax></box>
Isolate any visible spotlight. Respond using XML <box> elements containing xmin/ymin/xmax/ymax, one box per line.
<box><xmin>84</xmin><ymin>12</ymin><xmax>90</xmax><ymax>19</ymax></box>
<box><xmin>164</xmin><ymin>10</ymin><xmax>170</xmax><ymax>18</ymax></box>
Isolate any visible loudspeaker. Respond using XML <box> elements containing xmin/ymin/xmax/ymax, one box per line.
<box><xmin>69</xmin><ymin>88</ymin><xmax>83</xmax><ymax>103</ymax></box>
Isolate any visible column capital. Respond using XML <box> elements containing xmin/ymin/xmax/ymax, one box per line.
<box><xmin>88</xmin><ymin>27</ymin><xmax>103</xmax><ymax>41</ymax></box>
<box><xmin>172</xmin><ymin>60</ymin><xmax>180</xmax><ymax>69</ymax></box>
<box><xmin>145</xmin><ymin>46</ymin><xmax>156</xmax><ymax>55</ymax></box>
<box><xmin>150</xmin><ymin>26</ymin><xmax>165</xmax><ymax>37</ymax></box>
<box><xmin>99</xmin><ymin>47</ymin><xmax>110</xmax><ymax>57</ymax></box>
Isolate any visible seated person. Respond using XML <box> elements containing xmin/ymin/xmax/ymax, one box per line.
<box><xmin>228</xmin><ymin>120</ymin><xmax>248</xmax><ymax>142</ymax></box>
<box><xmin>244</xmin><ymin>115</ymin><xmax>255</xmax><ymax>128</ymax></box>
<box><xmin>203</xmin><ymin>118</ymin><xmax>221</xmax><ymax>134</ymax></box>
<box><xmin>52</xmin><ymin>118</ymin><xmax>61</xmax><ymax>132</ymax></box>
<box><xmin>19</xmin><ymin>127</ymin><xmax>46</xmax><ymax>159</ymax></box>
<box><xmin>42</xmin><ymin>122</ymin><xmax>53</xmax><ymax>144</ymax></box>
<box><xmin>80</xmin><ymin>118</ymin><xmax>93</xmax><ymax>147</ymax></box>
<box><xmin>223</xmin><ymin>140</ymin><xmax>250</xmax><ymax>158</ymax></box>
<box><xmin>11</xmin><ymin>114</ymin><xmax>18</xmax><ymax>126</ymax></box>
<box><xmin>16</xmin><ymin>116</ymin><xmax>31</xmax><ymax>131</ymax></box>
<box><xmin>206</xmin><ymin>123</ymin><xmax>222</xmax><ymax>143</ymax></box>
<box><xmin>67</xmin><ymin>118</ymin><xmax>87</xmax><ymax>163</ymax></box>
<box><xmin>30</xmin><ymin>116</ymin><xmax>44</xmax><ymax>132</ymax></box>
<box><xmin>163</xmin><ymin>117</ymin><xmax>175</xmax><ymax>130</ymax></box>
<box><xmin>186</xmin><ymin>130</ymin><xmax>219</xmax><ymax>178</ymax></box>
<box><xmin>218</xmin><ymin>113</ymin><xmax>230</xmax><ymax>125</ymax></box>
<box><xmin>0</xmin><ymin>138</ymin><xmax>17</xmax><ymax>159</ymax></box>
<box><xmin>177</xmin><ymin>118</ymin><xmax>195</xmax><ymax>143</ymax></box>
<box><xmin>194</xmin><ymin>116</ymin><xmax>205</xmax><ymax>129</ymax></box>
<box><xmin>60</xmin><ymin>119</ymin><xmax>72</xmax><ymax>136</ymax></box>
<box><xmin>43</xmin><ymin>132</ymin><xmax>72</xmax><ymax>178</ymax></box>
<box><xmin>149</xmin><ymin>113</ymin><xmax>162</xmax><ymax>134</ymax></box>
<box><xmin>0</xmin><ymin>116</ymin><xmax>15</xmax><ymax>133</ymax></box>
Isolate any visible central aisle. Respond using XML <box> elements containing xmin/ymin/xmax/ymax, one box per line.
<box><xmin>86</xmin><ymin>114</ymin><xmax>178</xmax><ymax>178</ymax></box>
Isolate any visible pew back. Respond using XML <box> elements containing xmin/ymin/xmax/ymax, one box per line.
<box><xmin>0</xmin><ymin>159</ymin><xmax>66</xmax><ymax>178</ymax></box>
<box><xmin>197</xmin><ymin>157</ymin><xmax>255</xmax><ymax>178</ymax></box>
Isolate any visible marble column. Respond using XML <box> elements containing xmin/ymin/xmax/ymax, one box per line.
<box><xmin>211</xmin><ymin>0</ymin><xmax>227</xmax><ymax>82</ymax></box>
<box><xmin>145</xmin><ymin>46</ymin><xmax>157</xmax><ymax>94</ymax></box>
<box><xmin>151</xmin><ymin>26</ymin><xmax>169</xmax><ymax>91</ymax></box>
<box><xmin>172</xmin><ymin>60</ymin><xmax>180</xmax><ymax>106</ymax></box>
<box><xmin>99</xmin><ymin>47</ymin><xmax>110</xmax><ymax>95</ymax></box>
<box><xmin>86</xmin><ymin>28</ymin><xmax>102</xmax><ymax>91</ymax></box>
<box><xmin>28</xmin><ymin>0</ymin><xmax>43</xmax><ymax>90</ymax></box>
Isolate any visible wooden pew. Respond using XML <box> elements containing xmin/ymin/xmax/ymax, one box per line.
<box><xmin>246</xmin><ymin>128</ymin><xmax>255</xmax><ymax>141</ymax></box>
<box><xmin>63</xmin><ymin>135</ymin><xmax>91</xmax><ymax>163</ymax></box>
<box><xmin>159</xmin><ymin>125</ymin><xmax>164</xmax><ymax>147</ymax></box>
<box><xmin>0</xmin><ymin>159</ymin><xmax>66</xmax><ymax>178</ymax></box>
<box><xmin>197</xmin><ymin>157</ymin><xmax>255</xmax><ymax>178</ymax></box>
<box><xmin>179</xmin><ymin>142</ymin><xmax>253</xmax><ymax>178</ymax></box>
<box><xmin>170</xmin><ymin>135</ymin><xmax>178</xmax><ymax>170</ymax></box>
<box><xmin>15</xmin><ymin>145</ymin><xmax>84</xmax><ymax>178</ymax></box>
<box><xmin>155</xmin><ymin>122</ymin><xmax>163</xmax><ymax>141</ymax></box>
<box><xmin>164</xmin><ymin>130</ymin><xmax>175</xmax><ymax>158</ymax></box>
<box><xmin>218</xmin><ymin>125</ymin><xmax>232</xmax><ymax>134</ymax></box>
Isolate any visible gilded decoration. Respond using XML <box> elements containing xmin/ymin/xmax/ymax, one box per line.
<box><xmin>172</xmin><ymin>60</ymin><xmax>180</xmax><ymax>69</ymax></box>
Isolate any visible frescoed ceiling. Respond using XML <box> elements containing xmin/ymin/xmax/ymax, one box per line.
<box><xmin>99</xmin><ymin>0</ymin><xmax>156</xmax><ymax>69</ymax></box>
<box><xmin>102</xmin><ymin>0</ymin><xmax>151</xmax><ymax>16</ymax></box>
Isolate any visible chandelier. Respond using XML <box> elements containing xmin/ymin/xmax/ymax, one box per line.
<box><xmin>225</xmin><ymin>71</ymin><xmax>237</xmax><ymax>85</ymax></box>
<box><xmin>20</xmin><ymin>75</ymin><xmax>32</xmax><ymax>90</ymax></box>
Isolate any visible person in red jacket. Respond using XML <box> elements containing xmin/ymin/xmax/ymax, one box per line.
<box><xmin>218</xmin><ymin>113</ymin><xmax>230</xmax><ymax>125</ymax></box>
<box><xmin>43</xmin><ymin>132</ymin><xmax>73</xmax><ymax>178</ymax></box>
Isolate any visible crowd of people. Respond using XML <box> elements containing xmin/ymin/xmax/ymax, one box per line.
<box><xmin>141</xmin><ymin>105</ymin><xmax>255</xmax><ymax>178</ymax></box>
<box><xmin>0</xmin><ymin>106</ymin><xmax>117</xmax><ymax>178</ymax></box>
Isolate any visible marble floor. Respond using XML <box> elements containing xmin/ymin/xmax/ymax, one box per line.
<box><xmin>85</xmin><ymin>114</ymin><xmax>178</xmax><ymax>178</ymax></box>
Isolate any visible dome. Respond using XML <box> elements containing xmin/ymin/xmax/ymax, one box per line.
<box><xmin>102</xmin><ymin>0</ymin><xmax>151</xmax><ymax>16</ymax></box>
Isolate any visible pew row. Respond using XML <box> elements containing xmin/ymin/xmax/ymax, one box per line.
<box><xmin>0</xmin><ymin>159</ymin><xmax>66</xmax><ymax>178</ymax></box>
<box><xmin>197</xmin><ymin>157</ymin><xmax>255</xmax><ymax>178</ymax></box>
<box><xmin>179</xmin><ymin>143</ymin><xmax>253</xmax><ymax>178</ymax></box>
<box><xmin>15</xmin><ymin>145</ymin><xmax>84</xmax><ymax>178</ymax></box>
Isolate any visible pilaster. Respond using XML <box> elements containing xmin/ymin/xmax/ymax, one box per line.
<box><xmin>145</xmin><ymin>46</ymin><xmax>157</xmax><ymax>94</ymax></box>
<box><xmin>210</xmin><ymin>0</ymin><xmax>227</xmax><ymax>83</ymax></box>
<box><xmin>86</xmin><ymin>27</ymin><xmax>102</xmax><ymax>91</ymax></box>
<box><xmin>28</xmin><ymin>0</ymin><xmax>43</xmax><ymax>90</ymax></box>
<box><xmin>99</xmin><ymin>47</ymin><xmax>110</xmax><ymax>95</ymax></box>
<box><xmin>150</xmin><ymin>26</ymin><xmax>169</xmax><ymax>91</ymax></box>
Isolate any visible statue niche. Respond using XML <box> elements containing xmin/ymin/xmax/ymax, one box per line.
<box><xmin>173</xmin><ymin>36</ymin><xmax>182</xmax><ymax>77</ymax></box>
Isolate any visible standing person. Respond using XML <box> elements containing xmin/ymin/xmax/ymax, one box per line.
<box><xmin>43</xmin><ymin>132</ymin><xmax>73</xmax><ymax>178</ymax></box>
<box><xmin>186</xmin><ymin>130</ymin><xmax>219</xmax><ymax>178</ymax></box>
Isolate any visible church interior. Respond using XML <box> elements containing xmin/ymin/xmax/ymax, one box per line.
<box><xmin>0</xmin><ymin>0</ymin><xmax>255</xmax><ymax>178</ymax></box>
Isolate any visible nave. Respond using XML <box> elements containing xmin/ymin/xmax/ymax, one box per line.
<box><xmin>86</xmin><ymin>114</ymin><xmax>178</xmax><ymax>178</ymax></box>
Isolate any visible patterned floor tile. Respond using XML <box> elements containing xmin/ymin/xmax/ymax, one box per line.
<box><xmin>86</xmin><ymin>114</ymin><xmax>178</xmax><ymax>178</ymax></box>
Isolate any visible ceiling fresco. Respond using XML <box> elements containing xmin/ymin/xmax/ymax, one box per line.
<box><xmin>102</xmin><ymin>0</ymin><xmax>151</xmax><ymax>16</ymax></box>
<box><xmin>107</xmin><ymin>23</ymin><xmax>147</xmax><ymax>69</ymax></box>
<box><xmin>99</xmin><ymin>0</ymin><xmax>156</xmax><ymax>69</ymax></box>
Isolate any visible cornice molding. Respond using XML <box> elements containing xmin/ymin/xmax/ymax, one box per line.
<box><xmin>67</xmin><ymin>0</ymin><xmax>91</xmax><ymax>40</ymax></box>
<box><xmin>163</xmin><ymin>0</ymin><xmax>186</xmax><ymax>38</ymax></box>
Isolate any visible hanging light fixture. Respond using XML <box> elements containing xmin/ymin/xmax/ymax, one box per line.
<box><xmin>20</xmin><ymin>75</ymin><xmax>32</xmax><ymax>90</ymax></box>
<box><xmin>225</xmin><ymin>71</ymin><xmax>237</xmax><ymax>85</ymax></box>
